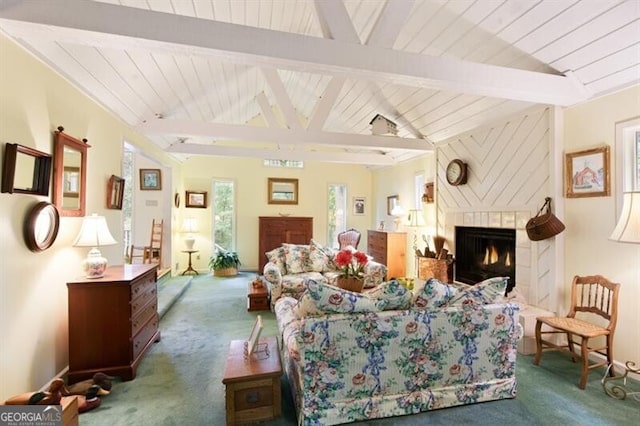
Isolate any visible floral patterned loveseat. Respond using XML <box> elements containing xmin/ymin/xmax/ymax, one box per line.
<box><xmin>263</xmin><ymin>239</ymin><xmax>387</xmax><ymax>310</ymax></box>
<box><xmin>275</xmin><ymin>277</ymin><xmax>522</xmax><ymax>425</ymax></box>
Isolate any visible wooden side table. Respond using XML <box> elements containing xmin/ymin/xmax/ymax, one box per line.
<box><xmin>247</xmin><ymin>279</ymin><xmax>269</xmax><ymax>311</ymax></box>
<box><xmin>181</xmin><ymin>250</ymin><xmax>199</xmax><ymax>275</ymax></box>
<box><xmin>222</xmin><ymin>336</ymin><xmax>282</xmax><ymax>425</ymax></box>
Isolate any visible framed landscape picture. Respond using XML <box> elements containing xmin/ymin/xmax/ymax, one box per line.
<box><xmin>565</xmin><ymin>146</ymin><xmax>610</xmax><ymax>198</ymax></box>
<box><xmin>140</xmin><ymin>168</ymin><xmax>161</xmax><ymax>190</ymax></box>
<box><xmin>186</xmin><ymin>190</ymin><xmax>207</xmax><ymax>208</ymax></box>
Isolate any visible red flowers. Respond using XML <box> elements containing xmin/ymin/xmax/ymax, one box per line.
<box><xmin>333</xmin><ymin>249</ymin><xmax>369</xmax><ymax>278</ymax></box>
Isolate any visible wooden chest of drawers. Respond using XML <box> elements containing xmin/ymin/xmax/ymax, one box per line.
<box><xmin>367</xmin><ymin>230</ymin><xmax>407</xmax><ymax>279</ymax></box>
<box><xmin>258</xmin><ymin>217</ymin><xmax>313</xmax><ymax>271</ymax></box>
<box><xmin>67</xmin><ymin>264</ymin><xmax>160</xmax><ymax>383</ymax></box>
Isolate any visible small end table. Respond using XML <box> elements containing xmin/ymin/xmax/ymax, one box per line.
<box><xmin>222</xmin><ymin>336</ymin><xmax>282</xmax><ymax>425</ymax></box>
<box><xmin>247</xmin><ymin>279</ymin><xmax>269</xmax><ymax>311</ymax></box>
<box><xmin>181</xmin><ymin>250</ymin><xmax>199</xmax><ymax>275</ymax></box>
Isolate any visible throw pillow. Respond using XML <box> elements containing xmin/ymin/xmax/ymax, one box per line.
<box><xmin>412</xmin><ymin>277</ymin><xmax>460</xmax><ymax>309</ymax></box>
<box><xmin>283</xmin><ymin>244</ymin><xmax>311</xmax><ymax>274</ymax></box>
<box><xmin>445</xmin><ymin>276</ymin><xmax>509</xmax><ymax>307</ymax></box>
<box><xmin>308</xmin><ymin>239</ymin><xmax>332</xmax><ymax>272</ymax></box>
<box><xmin>297</xmin><ymin>279</ymin><xmax>380</xmax><ymax>316</ymax></box>
<box><xmin>265</xmin><ymin>246</ymin><xmax>286</xmax><ymax>274</ymax></box>
<box><xmin>365</xmin><ymin>279</ymin><xmax>412</xmax><ymax>310</ymax></box>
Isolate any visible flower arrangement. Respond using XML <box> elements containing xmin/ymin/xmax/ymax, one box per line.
<box><xmin>333</xmin><ymin>249</ymin><xmax>369</xmax><ymax>279</ymax></box>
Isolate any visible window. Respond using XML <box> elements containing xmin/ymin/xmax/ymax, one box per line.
<box><xmin>615</xmin><ymin>117</ymin><xmax>640</xmax><ymax>214</ymax></box>
<box><xmin>414</xmin><ymin>173</ymin><xmax>425</xmax><ymax>209</ymax></box>
<box><xmin>263</xmin><ymin>159</ymin><xmax>304</xmax><ymax>168</ymax></box>
<box><xmin>212</xmin><ymin>180</ymin><xmax>235</xmax><ymax>251</ymax></box>
<box><xmin>328</xmin><ymin>184</ymin><xmax>347</xmax><ymax>248</ymax></box>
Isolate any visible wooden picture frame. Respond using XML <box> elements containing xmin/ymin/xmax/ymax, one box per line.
<box><xmin>387</xmin><ymin>195</ymin><xmax>399</xmax><ymax>215</ymax></box>
<box><xmin>268</xmin><ymin>177</ymin><xmax>298</xmax><ymax>205</ymax></box>
<box><xmin>353</xmin><ymin>197</ymin><xmax>365</xmax><ymax>215</ymax></box>
<box><xmin>186</xmin><ymin>190</ymin><xmax>207</xmax><ymax>208</ymax></box>
<box><xmin>247</xmin><ymin>315</ymin><xmax>263</xmax><ymax>357</ymax></box>
<box><xmin>140</xmin><ymin>168</ymin><xmax>161</xmax><ymax>190</ymax></box>
<box><xmin>107</xmin><ymin>175</ymin><xmax>125</xmax><ymax>209</ymax></box>
<box><xmin>565</xmin><ymin>146</ymin><xmax>610</xmax><ymax>198</ymax></box>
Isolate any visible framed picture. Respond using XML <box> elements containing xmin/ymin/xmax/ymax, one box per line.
<box><xmin>353</xmin><ymin>197</ymin><xmax>365</xmax><ymax>215</ymax></box>
<box><xmin>565</xmin><ymin>146</ymin><xmax>610</xmax><ymax>198</ymax></box>
<box><xmin>106</xmin><ymin>175</ymin><xmax>125</xmax><ymax>209</ymax></box>
<box><xmin>247</xmin><ymin>315</ymin><xmax>263</xmax><ymax>357</ymax></box>
<box><xmin>186</xmin><ymin>190</ymin><xmax>207</xmax><ymax>208</ymax></box>
<box><xmin>387</xmin><ymin>195</ymin><xmax>399</xmax><ymax>215</ymax></box>
<box><xmin>140</xmin><ymin>168</ymin><xmax>161</xmax><ymax>190</ymax></box>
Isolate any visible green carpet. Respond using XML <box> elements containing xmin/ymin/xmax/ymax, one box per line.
<box><xmin>80</xmin><ymin>273</ymin><xmax>639</xmax><ymax>425</ymax></box>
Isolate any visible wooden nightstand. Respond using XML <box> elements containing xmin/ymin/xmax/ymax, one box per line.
<box><xmin>222</xmin><ymin>336</ymin><xmax>282</xmax><ymax>425</ymax></box>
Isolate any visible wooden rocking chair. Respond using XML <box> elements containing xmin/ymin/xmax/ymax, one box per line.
<box><xmin>533</xmin><ymin>275</ymin><xmax>620</xmax><ymax>389</ymax></box>
<box><xmin>129</xmin><ymin>219</ymin><xmax>164</xmax><ymax>267</ymax></box>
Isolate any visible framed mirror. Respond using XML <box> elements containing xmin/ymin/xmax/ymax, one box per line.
<box><xmin>268</xmin><ymin>178</ymin><xmax>298</xmax><ymax>205</ymax></box>
<box><xmin>1</xmin><ymin>143</ymin><xmax>52</xmax><ymax>195</ymax></box>
<box><xmin>107</xmin><ymin>175</ymin><xmax>125</xmax><ymax>209</ymax></box>
<box><xmin>53</xmin><ymin>126</ymin><xmax>90</xmax><ymax>217</ymax></box>
<box><xmin>24</xmin><ymin>201</ymin><xmax>60</xmax><ymax>252</ymax></box>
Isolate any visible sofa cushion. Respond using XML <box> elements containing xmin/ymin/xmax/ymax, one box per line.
<box><xmin>365</xmin><ymin>279</ymin><xmax>412</xmax><ymax>310</ymax></box>
<box><xmin>265</xmin><ymin>246</ymin><xmax>287</xmax><ymax>274</ymax></box>
<box><xmin>412</xmin><ymin>277</ymin><xmax>459</xmax><ymax>309</ymax></box>
<box><xmin>445</xmin><ymin>276</ymin><xmax>509</xmax><ymax>307</ymax></box>
<box><xmin>298</xmin><ymin>279</ymin><xmax>382</xmax><ymax>316</ymax></box>
<box><xmin>308</xmin><ymin>239</ymin><xmax>335</xmax><ymax>272</ymax></box>
<box><xmin>283</xmin><ymin>243</ymin><xmax>311</xmax><ymax>273</ymax></box>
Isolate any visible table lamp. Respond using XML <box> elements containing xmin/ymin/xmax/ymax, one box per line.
<box><xmin>610</xmin><ymin>192</ymin><xmax>640</xmax><ymax>243</ymax></box>
<box><xmin>391</xmin><ymin>205</ymin><xmax>405</xmax><ymax>231</ymax></box>
<box><xmin>407</xmin><ymin>209</ymin><xmax>425</xmax><ymax>253</ymax></box>
<box><xmin>181</xmin><ymin>218</ymin><xmax>198</xmax><ymax>251</ymax></box>
<box><xmin>73</xmin><ymin>214</ymin><xmax>117</xmax><ymax>278</ymax></box>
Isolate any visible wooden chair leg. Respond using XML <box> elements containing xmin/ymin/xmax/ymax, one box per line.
<box><xmin>606</xmin><ymin>334</ymin><xmax>615</xmax><ymax>377</ymax></box>
<box><xmin>567</xmin><ymin>332</ymin><xmax>578</xmax><ymax>363</ymax></box>
<box><xmin>578</xmin><ymin>336</ymin><xmax>589</xmax><ymax>389</ymax></box>
<box><xmin>533</xmin><ymin>320</ymin><xmax>543</xmax><ymax>366</ymax></box>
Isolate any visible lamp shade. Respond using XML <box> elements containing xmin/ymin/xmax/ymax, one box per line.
<box><xmin>73</xmin><ymin>214</ymin><xmax>117</xmax><ymax>247</ymax></box>
<box><xmin>73</xmin><ymin>214</ymin><xmax>117</xmax><ymax>279</ymax></box>
<box><xmin>610</xmin><ymin>192</ymin><xmax>640</xmax><ymax>243</ymax></box>
<box><xmin>181</xmin><ymin>218</ymin><xmax>198</xmax><ymax>233</ymax></box>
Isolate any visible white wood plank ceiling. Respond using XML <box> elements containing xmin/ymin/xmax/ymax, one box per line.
<box><xmin>1</xmin><ymin>0</ymin><xmax>638</xmax><ymax>166</ymax></box>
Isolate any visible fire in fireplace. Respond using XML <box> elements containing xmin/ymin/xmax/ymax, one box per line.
<box><xmin>454</xmin><ymin>226</ymin><xmax>516</xmax><ymax>294</ymax></box>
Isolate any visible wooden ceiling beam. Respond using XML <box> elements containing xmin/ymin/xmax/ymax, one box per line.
<box><xmin>137</xmin><ymin>118</ymin><xmax>431</xmax><ymax>152</ymax></box>
<box><xmin>0</xmin><ymin>0</ymin><xmax>590</xmax><ymax>106</ymax></box>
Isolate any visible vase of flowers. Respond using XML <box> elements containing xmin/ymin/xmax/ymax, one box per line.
<box><xmin>333</xmin><ymin>249</ymin><xmax>368</xmax><ymax>293</ymax></box>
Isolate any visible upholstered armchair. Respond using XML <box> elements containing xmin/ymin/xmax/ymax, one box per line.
<box><xmin>337</xmin><ymin>228</ymin><xmax>361</xmax><ymax>250</ymax></box>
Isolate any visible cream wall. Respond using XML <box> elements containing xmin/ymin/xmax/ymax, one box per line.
<box><xmin>0</xmin><ymin>34</ymin><xmax>179</xmax><ymax>400</ymax></box>
<box><xmin>372</xmin><ymin>154</ymin><xmax>437</xmax><ymax>276</ymax></box>
<box><xmin>563</xmin><ymin>86</ymin><xmax>640</xmax><ymax>366</ymax></box>
<box><xmin>180</xmin><ymin>156</ymin><xmax>373</xmax><ymax>272</ymax></box>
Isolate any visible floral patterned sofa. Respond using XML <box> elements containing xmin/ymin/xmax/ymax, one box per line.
<box><xmin>263</xmin><ymin>239</ymin><xmax>387</xmax><ymax>309</ymax></box>
<box><xmin>275</xmin><ymin>277</ymin><xmax>522</xmax><ymax>425</ymax></box>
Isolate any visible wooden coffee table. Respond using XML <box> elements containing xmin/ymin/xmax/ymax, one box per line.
<box><xmin>222</xmin><ymin>336</ymin><xmax>282</xmax><ymax>425</ymax></box>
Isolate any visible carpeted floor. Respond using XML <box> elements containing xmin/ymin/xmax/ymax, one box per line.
<box><xmin>80</xmin><ymin>273</ymin><xmax>639</xmax><ymax>425</ymax></box>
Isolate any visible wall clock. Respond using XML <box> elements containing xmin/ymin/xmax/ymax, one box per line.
<box><xmin>446</xmin><ymin>159</ymin><xmax>468</xmax><ymax>186</ymax></box>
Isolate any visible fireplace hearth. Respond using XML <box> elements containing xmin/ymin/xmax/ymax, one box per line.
<box><xmin>455</xmin><ymin>226</ymin><xmax>516</xmax><ymax>293</ymax></box>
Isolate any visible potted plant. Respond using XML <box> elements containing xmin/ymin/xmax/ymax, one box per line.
<box><xmin>209</xmin><ymin>249</ymin><xmax>241</xmax><ymax>277</ymax></box>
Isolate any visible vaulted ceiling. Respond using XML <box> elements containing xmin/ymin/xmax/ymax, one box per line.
<box><xmin>1</xmin><ymin>0</ymin><xmax>638</xmax><ymax>166</ymax></box>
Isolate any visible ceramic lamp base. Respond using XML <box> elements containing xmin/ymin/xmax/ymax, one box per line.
<box><xmin>184</xmin><ymin>237</ymin><xmax>195</xmax><ymax>251</ymax></box>
<box><xmin>83</xmin><ymin>247</ymin><xmax>108</xmax><ymax>279</ymax></box>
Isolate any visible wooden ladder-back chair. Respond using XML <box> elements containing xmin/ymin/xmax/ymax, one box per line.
<box><xmin>533</xmin><ymin>275</ymin><xmax>620</xmax><ymax>389</ymax></box>
<box><xmin>337</xmin><ymin>228</ymin><xmax>361</xmax><ymax>250</ymax></box>
<box><xmin>128</xmin><ymin>219</ymin><xmax>164</xmax><ymax>267</ymax></box>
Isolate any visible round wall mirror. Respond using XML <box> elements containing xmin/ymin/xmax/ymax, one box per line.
<box><xmin>24</xmin><ymin>201</ymin><xmax>60</xmax><ymax>252</ymax></box>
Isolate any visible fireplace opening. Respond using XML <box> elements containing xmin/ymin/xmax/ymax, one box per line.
<box><xmin>455</xmin><ymin>226</ymin><xmax>516</xmax><ymax>294</ymax></box>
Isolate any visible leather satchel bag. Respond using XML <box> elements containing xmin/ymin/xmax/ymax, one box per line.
<box><xmin>526</xmin><ymin>197</ymin><xmax>566</xmax><ymax>241</ymax></box>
